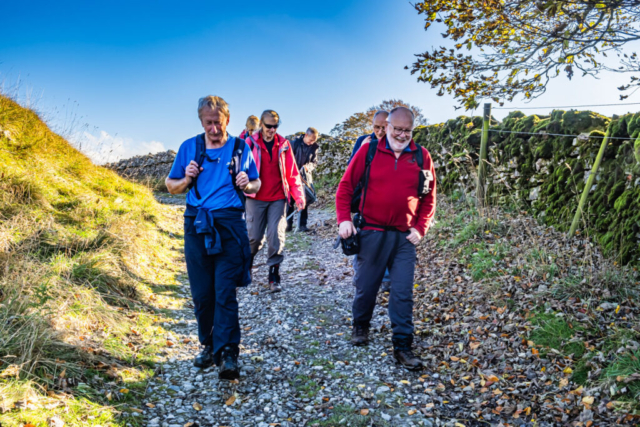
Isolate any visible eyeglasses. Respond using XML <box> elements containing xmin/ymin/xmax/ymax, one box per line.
<box><xmin>263</xmin><ymin>123</ymin><xmax>279</xmax><ymax>129</ymax></box>
<box><xmin>388</xmin><ymin>124</ymin><xmax>413</xmax><ymax>136</ymax></box>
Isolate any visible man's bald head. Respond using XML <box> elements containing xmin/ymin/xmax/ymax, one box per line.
<box><xmin>388</xmin><ymin>106</ymin><xmax>415</xmax><ymax>126</ymax></box>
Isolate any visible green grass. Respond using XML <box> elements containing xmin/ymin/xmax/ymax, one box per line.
<box><xmin>528</xmin><ymin>312</ymin><xmax>586</xmax><ymax>359</ymax></box>
<box><xmin>291</xmin><ymin>374</ymin><xmax>322</xmax><ymax>399</ymax></box>
<box><xmin>309</xmin><ymin>405</ymin><xmax>377</xmax><ymax>427</ymax></box>
<box><xmin>602</xmin><ymin>351</ymin><xmax>640</xmax><ymax>401</ymax></box>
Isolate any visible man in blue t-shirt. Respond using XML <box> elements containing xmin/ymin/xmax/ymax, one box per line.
<box><xmin>166</xmin><ymin>95</ymin><xmax>260</xmax><ymax>380</ymax></box>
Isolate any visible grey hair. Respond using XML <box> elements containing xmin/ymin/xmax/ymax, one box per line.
<box><xmin>372</xmin><ymin>110</ymin><xmax>389</xmax><ymax>121</ymax></box>
<box><xmin>388</xmin><ymin>106</ymin><xmax>414</xmax><ymax>125</ymax></box>
<box><xmin>306</xmin><ymin>127</ymin><xmax>319</xmax><ymax>136</ymax></box>
<box><xmin>198</xmin><ymin>95</ymin><xmax>230</xmax><ymax>119</ymax></box>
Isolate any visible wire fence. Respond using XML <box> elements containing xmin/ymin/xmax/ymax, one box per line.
<box><xmin>487</xmin><ymin>129</ymin><xmax>634</xmax><ymax>141</ymax></box>
<box><xmin>492</xmin><ymin>102</ymin><xmax>640</xmax><ymax>110</ymax></box>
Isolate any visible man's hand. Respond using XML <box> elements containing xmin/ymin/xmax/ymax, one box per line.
<box><xmin>362</xmin><ymin>136</ymin><xmax>372</xmax><ymax>145</ymax></box>
<box><xmin>406</xmin><ymin>227</ymin><xmax>423</xmax><ymax>245</ymax></box>
<box><xmin>296</xmin><ymin>201</ymin><xmax>305</xmax><ymax>211</ymax></box>
<box><xmin>235</xmin><ymin>171</ymin><xmax>250</xmax><ymax>190</ymax></box>
<box><xmin>339</xmin><ymin>221</ymin><xmax>357</xmax><ymax>239</ymax></box>
<box><xmin>185</xmin><ymin>160</ymin><xmax>202</xmax><ymax>182</ymax></box>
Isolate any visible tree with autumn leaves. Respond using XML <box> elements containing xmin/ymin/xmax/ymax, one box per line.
<box><xmin>330</xmin><ymin>99</ymin><xmax>428</xmax><ymax>140</ymax></box>
<box><xmin>408</xmin><ymin>0</ymin><xmax>640</xmax><ymax>109</ymax></box>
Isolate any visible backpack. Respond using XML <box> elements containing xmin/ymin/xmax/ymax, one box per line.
<box><xmin>350</xmin><ymin>139</ymin><xmax>432</xmax><ymax>215</ymax></box>
<box><xmin>187</xmin><ymin>134</ymin><xmax>247</xmax><ymax>208</ymax></box>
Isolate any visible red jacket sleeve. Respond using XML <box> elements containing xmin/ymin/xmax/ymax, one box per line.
<box><xmin>335</xmin><ymin>145</ymin><xmax>367</xmax><ymax>224</ymax></box>
<box><xmin>283</xmin><ymin>140</ymin><xmax>306</xmax><ymax>207</ymax></box>
<box><xmin>412</xmin><ymin>148</ymin><xmax>437</xmax><ymax>235</ymax></box>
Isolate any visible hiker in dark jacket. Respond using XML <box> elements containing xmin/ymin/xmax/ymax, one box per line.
<box><xmin>347</xmin><ymin>110</ymin><xmax>392</xmax><ymax>291</ymax></box>
<box><xmin>348</xmin><ymin>110</ymin><xmax>389</xmax><ymax>165</ymax></box>
<box><xmin>335</xmin><ymin>107</ymin><xmax>437</xmax><ymax>371</ymax></box>
<box><xmin>286</xmin><ymin>127</ymin><xmax>319</xmax><ymax>232</ymax></box>
<box><xmin>165</xmin><ymin>95</ymin><xmax>261</xmax><ymax>380</ymax></box>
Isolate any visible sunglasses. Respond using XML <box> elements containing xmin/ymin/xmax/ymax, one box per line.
<box><xmin>263</xmin><ymin>123</ymin><xmax>279</xmax><ymax>129</ymax></box>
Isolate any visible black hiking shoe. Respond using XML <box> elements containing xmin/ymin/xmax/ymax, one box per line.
<box><xmin>269</xmin><ymin>264</ymin><xmax>282</xmax><ymax>293</ymax></box>
<box><xmin>393</xmin><ymin>336</ymin><xmax>423</xmax><ymax>371</ymax></box>
<box><xmin>285</xmin><ymin>222</ymin><xmax>293</xmax><ymax>232</ymax></box>
<box><xmin>351</xmin><ymin>324</ymin><xmax>370</xmax><ymax>346</ymax></box>
<box><xmin>298</xmin><ymin>225</ymin><xmax>310</xmax><ymax>233</ymax></box>
<box><xmin>194</xmin><ymin>345</ymin><xmax>214</xmax><ymax>369</ymax></box>
<box><xmin>218</xmin><ymin>345</ymin><xmax>240</xmax><ymax>380</ymax></box>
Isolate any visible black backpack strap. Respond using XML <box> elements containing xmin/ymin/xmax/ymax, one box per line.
<box><xmin>190</xmin><ymin>133</ymin><xmax>207</xmax><ymax>199</ymax></box>
<box><xmin>415</xmin><ymin>145</ymin><xmax>434</xmax><ymax>197</ymax></box>
<box><xmin>228</xmin><ymin>137</ymin><xmax>247</xmax><ymax>209</ymax></box>
<box><xmin>359</xmin><ymin>139</ymin><xmax>378</xmax><ymax>219</ymax></box>
<box><xmin>414</xmin><ymin>144</ymin><xmax>424</xmax><ymax>168</ymax></box>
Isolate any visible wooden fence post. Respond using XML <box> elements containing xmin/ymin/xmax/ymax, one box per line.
<box><xmin>477</xmin><ymin>103</ymin><xmax>491</xmax><ymax>209</ymax></box>
<box><xmin>568</xmin><ymin>124</ymin><xmax>611</xmax><ymax>237</ymax></box>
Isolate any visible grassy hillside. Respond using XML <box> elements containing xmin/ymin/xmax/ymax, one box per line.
<box><xmin>0</xmin><ymin>95</ymin><xmax>185</xmax><ymax>425</ymax></box>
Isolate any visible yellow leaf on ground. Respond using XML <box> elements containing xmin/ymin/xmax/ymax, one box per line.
<box><xmin>408</xmin><ymin>409</ymin><xmax>417</xmax><ymax>415</ymax></box>
<box><xmin>120</xmin><ymin>388</ymin><xmax>129</xmax><ymax>394</ymax></box>
<box><xmin>146</xmin><ymin>402</ymin><xmax>156</xmax><ymax>408</ymax></box>
<box><xmin>582</xmin><ymin>396</ymin><xmax>595</xmax><ymax>405</ymax></box>
<box><xmin>400</xmin><ymin>380</ymin><xmax>410</xmax><ymax>384</ymax></box>
<box><xmin>225</xmin><ymin>395</ymin><xmax>236</xmax><ymax>406</ymax></box>
<box><xmin>193</xmin><ymin>402</ymin><xmax>203</xmax><ymax>411</ymax></box>
<box><xmin>563</xmin><ymin>367</ymin><xmax>573</xmax><ymax>374</ymax></box>
<box><xmin>559</xmin><ymin>378</ymin><xmax>569</xmax><ymax>389</ymax></box>
<box><xmin>360</xmin><ymin>409</ymin><xmax>369</xmax><ymax>416</ymax></box>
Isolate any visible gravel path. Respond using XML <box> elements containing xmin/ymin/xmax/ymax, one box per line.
<box><xmin>143</xmin><ymin>208</ymin><xmax>446</xmax><ymax>427</ymax></box>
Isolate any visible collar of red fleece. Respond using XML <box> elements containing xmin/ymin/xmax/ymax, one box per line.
<box><xmin>378</xmin><ymin>136</ymin><xmax>418</xmax><ymax>154</ymax></box>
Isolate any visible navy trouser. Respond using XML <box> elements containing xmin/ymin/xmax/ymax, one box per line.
<box><xmin>184</xmin><ymin>211</ymin><xmax>250</xmax><ymax>357</ymax></box>
<box><xmin>352</xmin><ymin>256</ymin><xmax>390</xmax><ymax>284</ymax></box>
<box><xmin>353</xmin><ymin>229</ymin><xmax>417</xmax><ymax>339</ymax></box>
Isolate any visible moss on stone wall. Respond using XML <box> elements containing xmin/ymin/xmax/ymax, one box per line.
<box><xmin>414</xmin><ymin>110</ymin><xmax>640</xmax><ymax>265</ymax></box>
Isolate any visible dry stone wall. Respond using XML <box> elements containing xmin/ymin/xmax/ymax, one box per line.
<box><xmin>104</xmin><ymin>150</ymin><xmax>176</xmax><ymax>182</ymax></box>
<box><xmin>413</xmin><ymin>110</ymin><xmax>640</xmax><ymax>265</ymax></box>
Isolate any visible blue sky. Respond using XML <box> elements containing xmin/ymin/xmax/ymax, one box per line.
<box><xmin>2</xmin><ymin>0</ymin><xmax>638</xmax><ymax>163</ymax></box>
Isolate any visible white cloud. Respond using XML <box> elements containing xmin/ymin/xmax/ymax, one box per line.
<box><xmin>71</xmin><ymin>130</ymin><xmax>166</xmax><ymax>165</ymax></box>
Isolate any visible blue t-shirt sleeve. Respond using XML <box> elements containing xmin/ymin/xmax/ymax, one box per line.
<box><xmin>168</xmin><ymin>139</ymin><xmax>192</xmax><ymax>179</ymax></box>
<box><xmin>242</xmin><ymin>142</ymin><xmax>259</xmax><ymax>181</ymax></box>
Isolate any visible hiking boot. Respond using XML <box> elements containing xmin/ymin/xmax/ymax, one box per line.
<box><xmin>380</xmin><ymin>280</ymin><xmax>391</xmax><ymax>293</ymax></box>
<box><xmin>393</xmin><ymin>336</ymin><xmax>423</xmax><ymax>371</ymax></box>
<box><xmin>269</xmin><ymin>264</ymin><xmax>282</xmax><ymax>293</ymax></box>
<box><xmin>285</xmin><ymin>222</ymin><xmax>293</xmax><ymax>232</ymax></box>
<box><xmin>298</xmin><ymin>225</ymin><xmax>310</xmax><ymax>233</ymax></box>
<box><xmin>218</xmin><ymin>345</ymin><xmax>240</xmax><ymax>380</ymax></box>
<box><xmin>351</xmin><ymin>324</ymin><xmax>369</xmax><ymax>346</ymax></box>
<box><xmin>194</xmin><ymin>345</ymin><xmax>214</xmax><ymax>369</ymax></box>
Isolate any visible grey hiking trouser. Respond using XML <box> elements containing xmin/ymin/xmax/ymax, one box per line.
<box><xmin>352</xmin><ymin>229</ymin><xmax>417</xmax><ymax>338</ymax></box>
<box><xmin>246</xmin><ymin>198</ymin><xmax>287</xmax><ymax>267</ymax></box>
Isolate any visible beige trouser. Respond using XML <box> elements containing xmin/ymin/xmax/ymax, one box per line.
<box><xmin>245</xmin><ymin>198</ymin><xmax>287</xmax><ymax>267</ymax></box>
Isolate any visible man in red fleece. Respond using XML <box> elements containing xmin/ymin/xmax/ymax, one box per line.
<box><xmin>335</xmin><ymin>107</ymin><xmax>436</xmax><ymax>370</ymax></box>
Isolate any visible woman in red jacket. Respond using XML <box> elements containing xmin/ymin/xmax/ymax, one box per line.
<box><xmin>245</xmin><ymin>110</ymin><xmax>305</xmax><ymax>292</ymax></box>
